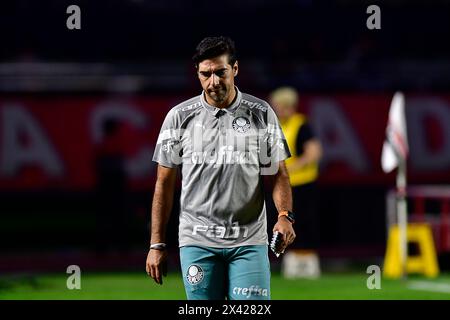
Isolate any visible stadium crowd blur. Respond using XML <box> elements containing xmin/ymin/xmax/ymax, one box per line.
<box><xmin>1</xmin><ymin>0</ymin><xmax>450</xmax><ymax>272</ymax></box>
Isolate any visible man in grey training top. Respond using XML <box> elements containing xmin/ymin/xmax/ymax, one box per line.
<box><xmin>146</xmin><ymin>36</ymin><xmax>296</xmax><ymax>300</ymax></box>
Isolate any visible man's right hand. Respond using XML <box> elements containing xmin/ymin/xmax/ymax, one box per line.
<box><xmin>146</xmin><ymin>249</ymin><xmax>168</xmax><ymax>285</ymax></box>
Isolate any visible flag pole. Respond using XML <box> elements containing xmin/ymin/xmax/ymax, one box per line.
<box><xmin>382</xmin><ymin>91</ymin><xmax>408</xmax><ymax>279</ymax></box>
<box><xmin>397</xmin><ymin>158</ymin><xmax>408</xmax><ymax>279</ymax></box>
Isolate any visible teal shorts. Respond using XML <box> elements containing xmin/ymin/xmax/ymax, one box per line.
<box><xmin>180</xmin><ymin>245</ymin><xmax>271</xmax><ymax>300</ymax></box>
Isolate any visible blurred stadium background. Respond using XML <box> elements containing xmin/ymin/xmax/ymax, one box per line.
<box><xmin>1</xmin><ymin>0</ymin><xmax>450</xmax><ymax>299</ymax></box>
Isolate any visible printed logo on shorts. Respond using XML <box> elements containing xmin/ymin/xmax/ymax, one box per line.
<box><xmin>186</xmin><ymin>265</ymin><xmax>204</xmax><ymax>285</ymax></box>
<box><xmin>232</xmin><ymin>117</ymin><xmax>251</xmax><ymax>133</ymax></box>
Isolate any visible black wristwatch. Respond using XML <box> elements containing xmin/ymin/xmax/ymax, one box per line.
<box><xmin>278</xmin><ymin>210</ymin><xmax>295</xmax><ymax>224</ymax></box>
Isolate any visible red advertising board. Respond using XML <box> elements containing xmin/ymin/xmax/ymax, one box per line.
<box><xmin>0</xmin><ymin>94</ymin><xmax>449</xmax><ymax>190</ymax></box>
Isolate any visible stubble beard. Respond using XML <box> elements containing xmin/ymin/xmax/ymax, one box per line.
<box><xmin>208</xmin><ymin>88</ymin><xmax>227</xmax><ymax>104</ymax></box>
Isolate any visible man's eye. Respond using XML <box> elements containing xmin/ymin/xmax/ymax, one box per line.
<box><xmin>215</xmin><ymin>71</ymin><xmax>225</xmax><ymax>77</ymax></box>
<box><xmin>200</xmin><ymin>72</ymin><xmax>210</xmax><ymax>78</ymax></box>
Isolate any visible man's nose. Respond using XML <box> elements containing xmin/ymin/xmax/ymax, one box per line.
<box><xmin>210</xmin><ymin>74</ymin><xmax>220</xmax><ymax>87</ymax></box>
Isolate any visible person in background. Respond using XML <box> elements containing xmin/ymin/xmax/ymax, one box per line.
<box><xmin>270</xmin><ymin>87</ymin><xmax>323</xmax><ymax>278</ymax></box>
<box><xmin>94</xmin><ymin>118</ymin><xmax>129</xmax><ymax>255</ymax></box>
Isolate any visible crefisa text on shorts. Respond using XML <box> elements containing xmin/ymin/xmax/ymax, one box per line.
<box><xmin>177</xmin><ymin>303</ymin><xmax>271</xmax><ymax>318</ymax></box>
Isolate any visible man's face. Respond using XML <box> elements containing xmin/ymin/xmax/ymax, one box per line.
<box><xmin>197</xmin><ymin>54</ymin><xmax>238</xmax><ymax>106</ymax></box>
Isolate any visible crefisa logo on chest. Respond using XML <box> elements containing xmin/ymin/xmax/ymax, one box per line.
<box><xmin>232</xmin><ymin>117</ymin><xmax>251</xmax><ymax>133</ymax></box>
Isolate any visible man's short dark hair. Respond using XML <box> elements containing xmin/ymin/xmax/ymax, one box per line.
<box><xmin>192</xmin><ymin>36</ymin><xmax>237</xmax><ymax>68</ymax></box>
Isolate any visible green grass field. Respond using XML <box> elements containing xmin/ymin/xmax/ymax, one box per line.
<box><xmin>1</xmin><ymin>272</ymin><xmax>450</xmax><ymax>300</ymax></box>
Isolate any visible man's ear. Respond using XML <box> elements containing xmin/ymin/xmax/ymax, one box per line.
<box><xmin>233</xmin><ymin>61</ymin><xmax>239</xmax><ymax>76</ymax></box>
<box><xmin>194</xmin><ymin>65</ymin><xmax>199</xmax><ymax>78</ymax></box>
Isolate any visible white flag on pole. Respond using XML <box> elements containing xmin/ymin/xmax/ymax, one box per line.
<box><xmin>381</xmin><ymin>92</ymin><xmax>409</xmax><ymax>173</ymax></box>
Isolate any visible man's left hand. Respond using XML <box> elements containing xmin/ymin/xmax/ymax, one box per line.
<box><xmin>273</xmin><ymin>217</ymin><xmax>296</xmax><ymax>252</ymax></box>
